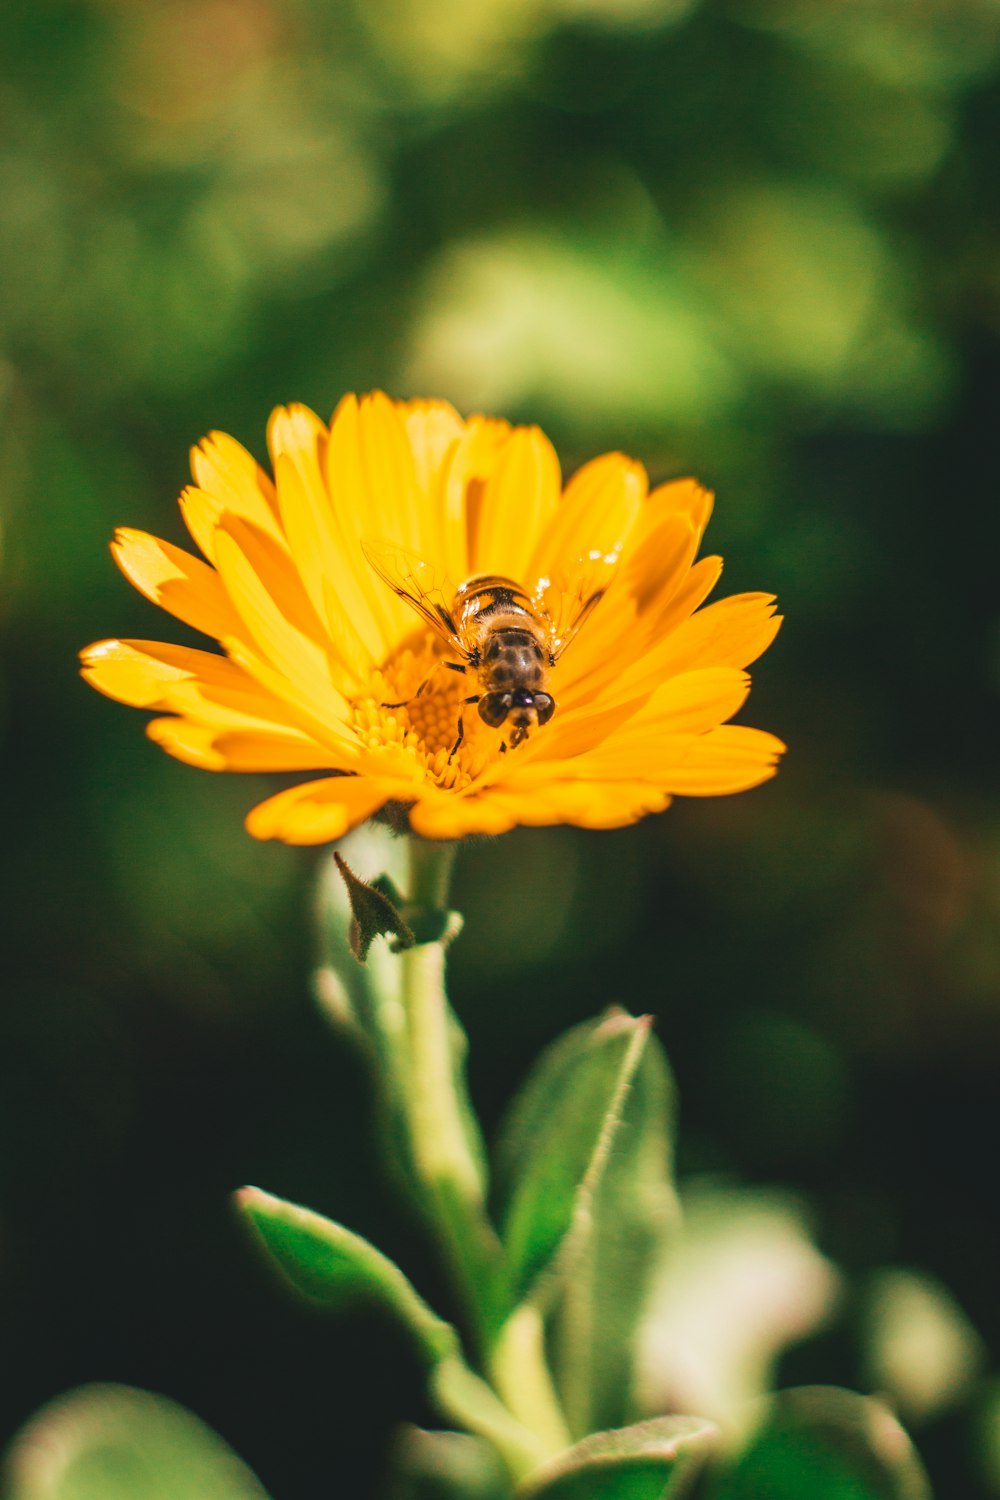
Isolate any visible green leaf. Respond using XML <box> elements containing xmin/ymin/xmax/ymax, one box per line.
<box><xmin>704</xmin><ymin>1387</ymin><xmax>933</xmax><ymax>1500</ymax></box>
<box><xmin>235</xmin><ymin>1186</ymin><xmax>457</xmax><ymax>1368</ymax></box>
<box><xmin>388</xmin><ymin>1427</ymin><xmax>513</xmax><ymax>1500</ymax></box>
<box><xmin>492</xmin><ymin>1009</ymin><xmax>654</xmax><ymax>1307</ymax></box>
<box><xmin>550</xmin><ymin>1028</ymin><xmax>680</xmax><ymax>1438</ymax></box>
<box><xmin>515</xmin><ymin>1416</ymin><xmax>716</xmax><ymax>1500</ymax></box>
<box><xmin>1</xmin><ymin>1384</ymin><xmax>270</xmax><ymax>1500</ymax></box>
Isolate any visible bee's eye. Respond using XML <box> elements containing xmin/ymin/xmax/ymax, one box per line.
<box><xmin>533</xmin><ymin>693</ymin><xmax>555</xmax><ymax>725</ymax></box>
<box><xmin>477</xmin><ymin>692</ymin><xmax>511</xmax><ymax>728</ymax></box>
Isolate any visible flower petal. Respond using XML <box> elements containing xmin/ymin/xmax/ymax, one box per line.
<box><xmin>212</xmin><ymin>527</ymin><xmax>349</xmax><ymax>728</ymax></box>
<box><xmin>191</xmin><ymin>430</ymin><xmax>279</xmax><ymax>517</ymax></box>
<box><xmin>80</xmin><ymin>640</ymin><xmax>345</xmax><ymax>758</ymax></box>
<box><xmin>81</xmin><ymin>638</ymin><xmax>259</xmax><ymax>712</ymax></box>
<box><xmin>183</xmin><ymin>431</ymin><xmax>284</xmax><ymax>561</ymax></box>
<box><xmin>562</xmin><ymin>594</ymin><xmax>781</xmax><ymax>714</ymax></box>
<box><xmin>246</xmin><ymin>774</ymin><xmax>408</xmax><ymax>844</ymax></box>
<box><xmin>409</xmin><ymin>776</ymin><xmax>669</xmax><ymax>838</ymax></box>
<box><xmin>565</xmin><ymin>667</ymin><xmax>753</xmax><ymax>777</ymax></box>
<box><xmin>219</xmin><ymin>634</ymin><xmax>359</xmax><ymax>757</ymax></box>
<box><xmin>441</xmin><ymin>415</ymin><xmax>512</xmax><ymax>584</ymax></box>
<box><xmin>146</xmin><ymin>717</ymin><xmax>343</xmax><ymax>772</ymax></box>
<box><xmin>470</xmin><ymin>425</ymin><xmax>561</xmax><ymax>582</ymax></box>
<box><xmin>322</xmin><ymin>394</ymin><xmax>421</xmax><ymax>646</ymax></box>
<box><xmin>660</xmin><ymin>724</ymin><xmax>786</xmax><ymax>794</ymax></box>
<box><xmin>110</xmin><ymin>529</ymin><xmax>245</xmax><ymax>641</ymax></box>
<box><xmin>527</xmin><ymin>451</ymin><xmax>646</xmax><ymax>587</ymax></box>
<box><xmin>272</xmin><ymin>447</ymin><xmax>386</xmax><ymax>675</ymax></box>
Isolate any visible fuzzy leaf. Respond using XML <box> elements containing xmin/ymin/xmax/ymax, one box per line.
<box><xmin>516</xmin><ymin>1416</ymin><xmax>716</xmax><ymax>1500</ymax></box>
<box><xmin>1</xmin><ymin>1384</ymin><xmax>270</xmax><ymax>1500</ymax></box>
<box><xmin>235</xmin><ymin>1186</ymin><xmax>457</xmax><ymax>1367</ymax></box>
<box><xmin>551</xmin><ymin>1027</ymin><xmax>680</xmax><ymax>1438</ymax></box>
<box><xmin>704</xmin><ymin>1387</ymin><xmax>932</xmax><ymax>1500</ymax></box>
<box><xmin>493</xmin><ymin>1010</ymin><xmax>653</xmax><ymax>1307</ymax></box>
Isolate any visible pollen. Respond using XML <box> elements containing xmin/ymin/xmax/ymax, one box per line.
<box><xmin>348</xmin><ymin>637</ymin><xmax>496</xmax><ymax>791</ymax></box>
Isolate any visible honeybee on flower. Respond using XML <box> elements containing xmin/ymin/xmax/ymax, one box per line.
<box><xmin>81</xmin><ymin>392</ymin><xmax>784</xmax><ymax>842</ymax></box>
<box><xmin>362</xmin><ymin>538</ymin><xmax>619</xmax><ymax>756</ymax></box>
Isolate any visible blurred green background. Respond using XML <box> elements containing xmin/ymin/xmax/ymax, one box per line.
<box><xmin>3</xmin><ymin>0</ymin><xmax>1000</xmax><ymax>1494</ymax></box>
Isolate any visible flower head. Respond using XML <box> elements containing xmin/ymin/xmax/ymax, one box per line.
<box><xmin>81</xmin><ymin>393</ymin><xmax>784</xmax><ymax>842</ymax></box>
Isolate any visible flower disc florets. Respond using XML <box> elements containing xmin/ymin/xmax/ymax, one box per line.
<box><xmin>81</xmin><ymin>392</ymin><xmax>785</xmax><ymax>842</ymax></box>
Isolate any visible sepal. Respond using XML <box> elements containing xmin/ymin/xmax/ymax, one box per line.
<box><xmin>334</xmin><ymin>850</ymin><xmax>416</xmax><ymax>962</ymax></box>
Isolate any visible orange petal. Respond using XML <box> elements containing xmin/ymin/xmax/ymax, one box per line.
<box><xmin>212</xmin><ymin>528</ymin><xmax>349</xmax><ymax>727</ymax></box>
<box><xmin>80</xmin><ymin>638</ymin><xmax>251</xmax><ymax>711</ymax></box>
<box><xmin>407</xmin><ymin>789</ymin><xmax>521</xmax><ymax>839</ymax></box>
<box><xmin>272</xmin><ymin>446</ymin><xmax>387</xmax><ymax>672</ymax></box>
<box><xmin>470</xmin><ymin>425</ymin><xmax>561</xmax><ymax>582</ymax></box>
<box><xmin>441</xmin><ymin>415</ymin><xmax>512</xmax><ymax>584</ymax></box>
<box><xmin>79</xmin><ymin>639</ymin><xmax>339</xmax><ymax>757</ymax></box>
<box><xmin>245</xmin><ymin>774</ymin><xmax>407</xmax><ymax>844</ymax></box>
<box><xmin>527</xmin><ymin>451</ymin><xmax>646</xmax><ymax>588</ymax></box>
<box><xmin>564</xmin><ymin>594</ymin><xmax>781</xmax><ymax>714</ymax></box>
<box><xmin>146</xmin><ymin>717</ymin><xmax>343</xmax><ymax>772</ymax></box>
<box><xmin>661</xmin><ymin>724</ymin><xmax>786</xmax><ymax>795</ymax></box>
<box><xmin>110</xmin><ymin>528</ymin><xmax>243</xmax><ymax>641</ymax></box>
<box><xmin>191</xmin><ymin>429</ymin><xmax>278</xmax><ymax>514</ymax></box>
<box><xmin>648</xmin><ymin>553</ymin><xmax>723</xmax><ymax>640</ymax></box>
<box><xmin>219</xmin><ymin>634</ymin><xmax>359</xmax><ymax>758</ymax></box>
<box><xmin>186</xmin><ymin>432</ymin><xmax>283</xmax><ymax>559</ymax></box>
<box><xmin>322</xmin><ymin>394</ymin><xmax>419</xmax><ymax>647</ymax></box>
<box><xmin>409</xmin><ymin>776</ymin><xmax>669</xmax><ymax>837</ymax></box>
<box><xmin>549</xmin><ymin>668</ymin><xmax>752</xmax><ymax>780</ymax></box>
<box><xmin>399</xmin><ymin>399</ymin><xmax>465</xmax><ymax>504</ymax></box>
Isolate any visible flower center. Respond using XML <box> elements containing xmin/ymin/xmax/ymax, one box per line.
<box><xmin>349</xmin><ymin>635</ymin><xmax>497</xmax><ymax>790</ymax></box>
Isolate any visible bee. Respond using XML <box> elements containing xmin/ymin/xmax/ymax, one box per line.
<box><xmin>362</xmin><ymin>541</ymin><xmax>620</xmax><ymax>756</ymax></box>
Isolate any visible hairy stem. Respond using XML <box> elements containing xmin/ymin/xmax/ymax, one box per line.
<box><xmin>401</xmin><ymin>840</ymin><xmax>503</xmax><ymax>1350</ymax></box>
<box><xmin>400</xmin><ymin>838</ymin><xmax>569</xmax><ymax>1464</ymax></box>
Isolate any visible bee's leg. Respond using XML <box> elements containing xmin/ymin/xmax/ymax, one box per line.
<box><xmin>499</xmin><ymin>741</ymin><xmax>508</xmax><ymax>754</ymax></box>
<box><xmin>382</xmin><ymin>659</ymin><xmax>464</xmax><ymax>710</ymax></box>
<box><xmin>448</xmin><ymin>695</ymin><xmax>481</xmax><ymax>761</ymax></box>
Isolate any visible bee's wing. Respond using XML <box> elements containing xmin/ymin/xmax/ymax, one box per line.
<box><xmin>533</xmin><ymin>545</ymin><xmax>623</xmax><ymax>662</ymax></box>
<box><xmin>361</xmin><ymin>540</ymin><xmax>470</xmax><ymax>657</ymax></box>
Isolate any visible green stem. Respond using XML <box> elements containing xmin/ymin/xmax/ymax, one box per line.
<box><xmin>431</xmin><ymin>1355</ymin><xmax>550</xmax><ymax>1482</ymax></box>
<box><xmin>400</xmin><ymin>838</ymin><xmax>570</xmax><ymax>1467</ymax></box>
<box><xmin>401</xmin><ymin>839</ymin><xmax>503</xmax><ymax>1350</ymax></box>
<box><xmin>489</xmin><ymin>1304</ymin><xmax>573</xmax><ymax>1455</ymax></box>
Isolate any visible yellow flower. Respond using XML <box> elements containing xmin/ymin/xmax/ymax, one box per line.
<box><xmin>80</xmin><ymin>393</ymin><xmax>784</xmax><ymax>843</ymax></box>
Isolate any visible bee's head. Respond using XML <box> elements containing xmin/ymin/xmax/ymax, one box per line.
<box><xmin>478</xmin><ymin>689</ymin><xmax>555</xmax><ymax>746</ymax></box>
